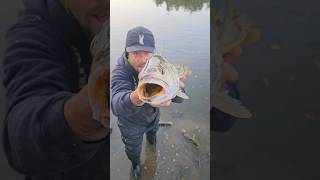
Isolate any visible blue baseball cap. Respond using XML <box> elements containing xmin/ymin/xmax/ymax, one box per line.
<box><xmin>125</xmin><ymin>26</ymin><xmax>155</xmax><ymax>53</ymax></box>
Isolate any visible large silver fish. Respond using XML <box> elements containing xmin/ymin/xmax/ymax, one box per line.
<box><xmin>88</xmin><ymin>21</ymin><xmax>110</xmax><ymax>128</ymax></box>
<box><xmin>137</xmin><ymin>55</ymin><xmax>192</xmax><ymax>105</ymax></box>
<box><xmin>212</xmin><ymin>0</ymin><xmax>253</xmax><ymax>118</ymax></box>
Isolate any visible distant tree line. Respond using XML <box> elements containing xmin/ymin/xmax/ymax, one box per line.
<box><xmin>154</xmin><ymin>0</ymin><xmax>210</xmax><ymax>12</ymax></box>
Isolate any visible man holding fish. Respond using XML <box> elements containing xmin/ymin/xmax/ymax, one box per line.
<box><xmin>2</xmin><ymin>0</ymin><xmax>110</xmax><ymax>179</ymax></box>
<box><xmin>111</xmin><ymin>26</ymin><xmax>188</xmax><ymax>179</ymax></box>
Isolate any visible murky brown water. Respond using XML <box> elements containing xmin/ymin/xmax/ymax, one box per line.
<box><xmin>110</xmin><ymin>0</ymin><xmax>210</xmax><ymax>179</ymax></box>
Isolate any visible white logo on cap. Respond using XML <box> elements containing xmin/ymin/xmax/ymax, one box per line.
<box><xmin>139</xmin><ymin>34</ymin><xmax>144</xmax><ymax>45</ymax></box>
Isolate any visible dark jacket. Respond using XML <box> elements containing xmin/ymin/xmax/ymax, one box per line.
<box><xmin>2</xmin><ymin>0</ymin><xmax>108</xmax><ymax>179</ymax></box>
<box><xmin>111</xmin><ymin>53</ymin><xmax>183</xmax><ymax>126</ymax></box>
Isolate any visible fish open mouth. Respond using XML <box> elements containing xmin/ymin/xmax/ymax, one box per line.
<box><xmin>138</xmin><ymin>83</ymin><xmax>166</xmax><ymax>100</ymax></box>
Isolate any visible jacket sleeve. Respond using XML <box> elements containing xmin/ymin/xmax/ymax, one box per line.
<box><xmin>2</xmin><ymin>15</ymin><xmax>103</xmax><ymax>176</ymax></box>
<box><xmin>110</xmin><ymin>66</ymin><xmax>142</xmax><ymax>116</ymax></box>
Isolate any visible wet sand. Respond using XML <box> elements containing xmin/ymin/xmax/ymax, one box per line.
<box><xmin>111</xmin><ymin>109</ymin><xmax>210</xmax><ymax>180</ymax></box>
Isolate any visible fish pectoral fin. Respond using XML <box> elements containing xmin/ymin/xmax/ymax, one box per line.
<box><xmin>213</xmin><ymin>91</ymin><xmax>252</xmax><ymax>118</ymax></box>
<box><xmin>176</xmin><ymin>91</ymin><xmax>189</xmax><ymax>99</ymax></box>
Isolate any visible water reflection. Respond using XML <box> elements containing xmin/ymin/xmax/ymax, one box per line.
<box><xmin>154</xmin><ymin>0</ymin><xmax>210</xmax><ymax>12</ymax></box>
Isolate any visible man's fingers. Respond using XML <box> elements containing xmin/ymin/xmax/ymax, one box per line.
<box><xmin>222</xmin><ymin>62</ymin><xmax>239</xmax><ymax>83</ymax></box>
<box><xmin>160</xmin><ymin>100</ymin><xmax>172</xmax><ymax>107</ymax></box>
<box><xmin>179</xmin><ymin>80</ymin><xmax>185</xmax><ymax>88</ymax></box>
<box><xmin>151</xmin><ymin>104</ymin><xmax>161</xmax><ymax>108</ymax></box>
<box><xmin>163</xmin><ymin>100</ymin><xmax>172</xmax><ymax>107</ymax></box>
<box><xmin>223</xmin><ymin>53</ymin><xmax>237</xmax><ymax>64</ymax></box>
<box><xmin>151</xmin><ymin>100</ymin><xmax>172</xmax><ymax>108</ymax></box>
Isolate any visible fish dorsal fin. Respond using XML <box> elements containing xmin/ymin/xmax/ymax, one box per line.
<box><xmin>176</xmin><ymin>90</ymin><xmax>189</xmax><ymax>99</ymax></box>
<box><xmin>213</xmin><ymin>91</ymin><xmax>252</xmax><ymax>118</ymax></box>
<box><xmin>153</xmin><ymin>53</ymin><xmax>166</xmax><ymax>60</ymax></box>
